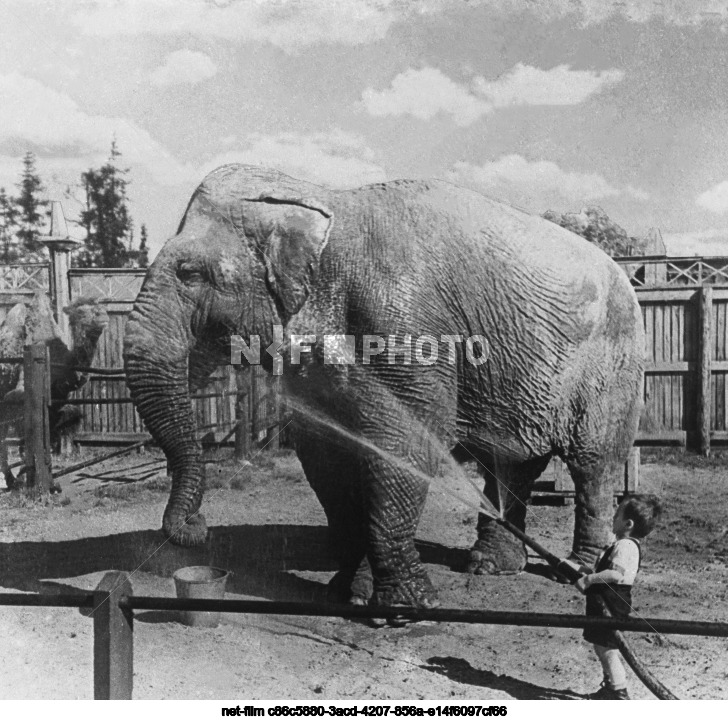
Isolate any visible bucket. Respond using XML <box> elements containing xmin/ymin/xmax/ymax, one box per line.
<box><xmin>173</xmin><ymin>566</ymin><xmax>230</xmax><ymax>628</ymax></box>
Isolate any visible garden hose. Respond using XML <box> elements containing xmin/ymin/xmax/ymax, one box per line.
<box><xmin>494</xmin><ymin>516</ymin><xmax>679</xmax><ymax>700</ymax></box>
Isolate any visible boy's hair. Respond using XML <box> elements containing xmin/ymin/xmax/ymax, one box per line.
<box><xmin>619</xmin><ymin>494</ymin><xmax>663</xmax><ymax>538</ymax></box>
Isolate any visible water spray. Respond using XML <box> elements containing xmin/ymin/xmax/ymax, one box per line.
<box><xmin>283</xmin><ymin>395</ymin><xmax>678</xmax><ymax>699</ymax></box>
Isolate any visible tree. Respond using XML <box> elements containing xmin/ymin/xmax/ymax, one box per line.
<box><xmin>0</xmin><ymin>187</ymin><xmax>19</xmax><ymax>264</ymax></box>
<box><xmin>78</xmin><ymin>140</ymin><xmax>134</xmax><ymax>268</ymax></box>
<box><xmin>542</xmin><ymin>206</ymin><xmax>648</xmax><ymax>257</ymax></box>
<box><xmin>15</xmin><ymin>151</ymin><xmax>48</xmax><ymax>260</ymax></box>
<box><xmin>136</xmin><ymin>223</ymin><xmax>150</xmax><ymax>268</ymax></box>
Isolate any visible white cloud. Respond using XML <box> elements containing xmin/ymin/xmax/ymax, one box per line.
<box><xmin>0</xmin><ymin>73</ymin><xmax>193</xmax><ymax>185</ymax></box>
<box><xmin>149</xmin><ymin>50</ymin><xmax>217</xmax><ymax>86</ymax></box>
<box><xmin>202</xmin><ymin>130</ymin><xmax>387</xmax><ymax>188</ymax></box>
<box><xmin>363</xmin><ymin>63</ymin><xmax>623</xmax><ymax>125</ymax></box>
<box><xmin>662</xmin><ymin>229</ymin><xmax>728</xmax><ymax>257</ymax></box>
<box><xmin>626</xmin><ymin>185</ymin><xmax>650</xmax><ymax>202</ymax></box>
<box><xmin>72</xmin><ymin>0</ymin><xmax>400</xmax><ymax>52</ymax></box>
<box><xmin>697</xmin><ymin>181</ymin><xmax>728</xmax><ymax>214</ymax></box>
<box><xmin>474</xmin><ymin>63</ymin><xmax>623</xmax><ymax>108</ymax></box>
<box><xmin>70</xmin><ymin>0</ymin><xmax>728</xmax><ymax>50</ymax></box>
<box><xmin>446</xmin><ymin>155</ymin><xmax>644</xmax><ymax>211</ymax></box>
<box><xmin>363</xmin><ymin>68</ymin><xmax>490</xmax><ymax>126</ymax></box>
<box><xmin>464</xmin><ymin>0</ymin><xmax>728</xmax><ymax>27</ymax></box>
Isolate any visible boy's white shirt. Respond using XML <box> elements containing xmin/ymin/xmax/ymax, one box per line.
<box><xmin>597</xmin><ymin>538</ymin><xmax>640</xmax><ymax>585</ymax></box>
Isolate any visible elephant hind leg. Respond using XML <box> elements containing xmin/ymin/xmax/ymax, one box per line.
<box><xmin>564</xmin><ymin>397</ymin><xmax>639</xmax><ymax>566</ymax></box>
<box><xmin>468</xmin><ymin>453</ymin><xmax>551</xmax><ymax>575</ymax></box>
<box><xmin>564</xmin><ymin>459</ymin><xmax>615</xmax><ymax>568</ymax></box>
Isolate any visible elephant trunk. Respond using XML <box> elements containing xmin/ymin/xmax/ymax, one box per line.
<box><xmin>124</xmin><ymin>301</ymin><xmax>208</xmax><ymax>546</ymax></box>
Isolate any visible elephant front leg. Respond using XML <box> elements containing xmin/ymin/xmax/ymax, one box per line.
<box><xmin>363</xmin><ymin>456</ymin><xmax>438</xmax><ymax>608</ymax></box>
<box><xmin>295</xmin><ymin>435</ymin><xmax>372</xmax><ymax>604</ymax></box>
<box><xmin>469</xmin><ymin>455</ymin><xmax>550</xmax><ymax>575</ymax></box>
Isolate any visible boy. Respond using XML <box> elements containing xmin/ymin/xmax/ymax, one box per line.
<box><xmin>572</xmin><ymin>494</ymin><xmax>663</xmax><ymax>700</ymax></box>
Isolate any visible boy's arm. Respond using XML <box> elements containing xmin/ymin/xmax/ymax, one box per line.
<box><xmin>574</xmin><ymin>568</ymin><xmax>624</xmax><ymax>593</ymax></box>
<box><xmin>557</xmin><ymin>559</ymin><xmax>593</xmax><ymax>576</ymax></box>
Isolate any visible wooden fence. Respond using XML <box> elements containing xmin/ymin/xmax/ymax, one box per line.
<box><xmin>4</xmin><ymin>253</ymin><xmax>728</xmax><ymax>455</ymax></box>
<box><xmin>67</xmin><ymin>269</ymin><xmax>279</xmax><ymax>452</ymax></box>
<box><xmin>0</xmin><ymin>263</ymin><xmax>51</xmax><ymax>324</ymax></box>
<box><xmin>615</xmin><ymin>256</ymin><xmax>728</xmax><ymax>453</ymax></box>
<box><xmin>0</xmin><ymin>264</ymin><xmax>279</xmax><ymax>454</ymax></box>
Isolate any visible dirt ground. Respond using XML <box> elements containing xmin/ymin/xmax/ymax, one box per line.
<box><xmin>1</xmin><ymin>446</ymin><xmax>727</xmax><ymax>701</ymax></box>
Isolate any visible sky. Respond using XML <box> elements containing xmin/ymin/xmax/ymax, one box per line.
<box><xmin>3</xmin><ymin>0</ymin><xmax>728</xmax><ymax>259</ymax></box>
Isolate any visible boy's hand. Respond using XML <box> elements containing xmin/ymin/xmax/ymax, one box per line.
<box><xmin>575</xmin><ymin>575</ymin><xmax>590</xmax><ymax>594</ymax></box>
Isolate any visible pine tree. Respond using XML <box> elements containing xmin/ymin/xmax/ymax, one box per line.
<box><xmin>78</xmin><ymin>140</ymin><xmax>134</xmax><ymax>268</ymax></box>
<box><xmin>15</xmin><ymin>151</ymin><xmax>48</xmax><ymax>260</ymax></box>
<box><xmin>0</xmin><ymin>187</ymin><xmax>20</xmax><ymax>264</ymax></box>
<box><xmin>137</xmin><ymin>223</ymin><xmax>149</xmax><ymax>268</ymax></box>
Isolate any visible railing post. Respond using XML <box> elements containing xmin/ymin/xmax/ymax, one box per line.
<box><xmin>93</xmin><ymin>571</ymin><xmax>133</xmax><ymax>700</ymax></box>
<box><xmin>23</xmin><ymin>342</ymin><xmax>52</xmax><ymax>497</ymax></box>
<box><xmin>698</xmin><ymin>285</ymin><xmax>713</xmax><ymax>457</ymax></box>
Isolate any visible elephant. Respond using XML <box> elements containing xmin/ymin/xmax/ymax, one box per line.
<box><xmin>123</xmin><ymin>164</ymin><xmax>644</xmax><ymax>608</ymax></box>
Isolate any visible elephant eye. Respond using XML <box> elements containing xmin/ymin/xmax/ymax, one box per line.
<box><xmin>176</xmin><ymin>262</ymin><xmax>205</xmax><ymax>285</ymax></box>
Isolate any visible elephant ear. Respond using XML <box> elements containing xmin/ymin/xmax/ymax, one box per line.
<box><xmin>242</xmin><ymin>196</ymin><xmax>333</xmax><ymax>319</ymax></box>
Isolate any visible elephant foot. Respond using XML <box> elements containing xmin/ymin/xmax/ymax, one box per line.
<box><xmin>468</xmin><ymin>523</ymin><xmax>528</xmax><ymax>575</ymax></box>
<box><xmin>371</xmin><ymin>570</ymin><xmax>439</xmax><ymax>609</ymax></box>
<box><xmin>327</xmin><ymin>569</ymin><xmax>373</xmax><ymax>605</ymax></box>
<box><xmin>163</xmin><ymin>511</ymin><xmax>208</xmax><ymax>546</ymax></box>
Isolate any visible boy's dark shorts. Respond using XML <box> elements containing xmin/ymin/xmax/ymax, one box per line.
<box><xmin>583</xmin><ymin>589</ymin><xmax>632</xmax><ymax>649</ymax></box>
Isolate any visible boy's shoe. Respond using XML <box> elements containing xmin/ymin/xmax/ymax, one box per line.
<box><xmin>588</xmin><ymin>683</ymin><xmax>630</xmax><ymax>700</ymax></box>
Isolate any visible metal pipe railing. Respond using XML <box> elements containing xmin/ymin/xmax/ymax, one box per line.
<box><xmin>122</xmin><ymin>596</ymin><xmax>728</xmax><ymax>637</ymax></box>
<box><xmin>2</xmin><ymin>577</ymin><xmax>726</xmax><ymax>700</ymax></box>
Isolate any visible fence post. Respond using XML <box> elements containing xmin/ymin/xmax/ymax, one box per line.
<box><xmin>251</xmin><ymin>366</ymin><xmax>259</xmax><ymax>447</ymax></box>
<box><xmin>235</xmin><ymin>368</ymin><xmax>250</xmax><ymax>460</ymax></box>
<box><xmin>93</xmin><ymin>571</ymin><xmax>133</xmax><ymax>700</ymax></box>
<box><xmin>624</xmin><ymin>447</ymin><xmax>640</xmax><ymax>494</ymax></box>
<box><xmin>22</xmin><ymin>342</ymin><xmax>52</xmax><ymax>497</ymax></box>
<box><xmin>698</xmin><ymin>285</ymin><xmax>713</xmax><ymax>457</ymax></box>
<box><xmin>41</xmin><ymin>201</ymin><xmax>82</xmax><ymax>346</ymax></box>
<box><xmin>266</xmin><ymin>375</ymin><xmax>280</xmax><ymax>450</ymax></box>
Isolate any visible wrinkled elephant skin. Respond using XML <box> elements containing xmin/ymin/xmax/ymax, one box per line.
<box><xmin>123</xmin><ymin>164</ymin><xmax>644</xmax><ymax>608</ymax></box>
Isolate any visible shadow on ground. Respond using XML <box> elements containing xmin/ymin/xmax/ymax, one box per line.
<box><xmin>423</xmin><ymin>656</ymin><xmax>583</xmax><ymax>700</ymax></box>
<box><xmin>0</xmin><ymin>523</ymin><xmax>332</xmax><ymax>601</ymax></box>
<box><xmin>0</xmin><ymin>524</ymin><xmax>467</xmax><ymax>606</ymax></box>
